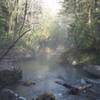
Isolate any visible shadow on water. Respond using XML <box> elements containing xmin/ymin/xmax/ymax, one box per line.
<box><xmin>14</xmin><ymin>49</ymin><xmax>94</xmax><ymax>100</ymax></box>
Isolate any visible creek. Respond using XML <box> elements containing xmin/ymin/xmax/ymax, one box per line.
<box><xmin>12</xmin><ymin>48</ymin><xmax>95</xmax><ymax>100</ymax></box>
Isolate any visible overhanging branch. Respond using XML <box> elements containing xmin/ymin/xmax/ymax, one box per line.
<box><xmin>0</xmin><ymin>29</ymin><xmax>31</xmax><ymax>62</ymax></box>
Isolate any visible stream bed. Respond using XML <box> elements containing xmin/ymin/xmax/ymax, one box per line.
<box><xmin>12</xmin><ymin>54</ymin><xmax>97</xmax><ymax>100</ymax></box>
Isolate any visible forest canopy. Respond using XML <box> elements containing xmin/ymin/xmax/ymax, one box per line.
<box><xmin>0</xmin><ymin>0</ymin><xmax>100</xmax><ymax>64</ymax></box>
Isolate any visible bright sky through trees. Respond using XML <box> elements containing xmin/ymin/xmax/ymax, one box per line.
<box><xmin>42</xmin><ymin>0</ymin><xmax>61</xmax><ymax>16</ymax></box>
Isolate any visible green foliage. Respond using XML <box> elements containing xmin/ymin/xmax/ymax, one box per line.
<box><xmin>0</xmin><ymin>0</ymin><xmax>42</xmax><ymax>49</ymax></box>
<box><xmin>0</xmin><ymin>16</ymin><xmax>3</xmax><ymax>34</ymax></box>
<box><xmin>61</xmin><ymin>0</ymin><xmax>100</xmax><ymax>64</ymax></box>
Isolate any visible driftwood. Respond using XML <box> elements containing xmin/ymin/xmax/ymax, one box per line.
<box><xmin>55</xmin><ymin>76</ymin><xmax>92</xmax><ymax>95</ymax></box>
<box><xmin>55</xmin><ymin>81</ymin><xmax>92</xmax><ymax>95</ymax></box>
<box><xmin>56</xmin><ymin>76</ymin><xmax>100</xmax><ymax>97</ymax></box>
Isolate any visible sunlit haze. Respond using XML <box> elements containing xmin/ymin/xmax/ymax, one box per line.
<box><xmin>42</xmin><ymin>0</ymin><xmax>61</xmax><ymax>16</ymax></box>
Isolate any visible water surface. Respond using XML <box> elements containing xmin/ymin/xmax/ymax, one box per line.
<box><xmin>14</xmin><ymin>52</ymin><xmax>93</xmax><ymax>100</ymax></box>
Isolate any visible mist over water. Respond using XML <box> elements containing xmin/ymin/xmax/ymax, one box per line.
<box><xmin>14</xmin><ymin>45</ymin><xmax>89</xmax><ymax>100</ymax></box>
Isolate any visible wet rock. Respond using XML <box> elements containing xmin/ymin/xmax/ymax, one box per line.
<box><xmin>19</xmin><ymin>80</ymin><xmax>36</xmax><ymax>87</ymax></box>
<box><xmin>35</xmin><ymin>92</ymin><xmax>56</xmax><ymax>100</ymax></box>
<box><xmin>80</xmin><ymin>79</ymin><xmax>87</xmax><ymax>84</ymax></box>
<box><xmin>0</xmin><ymin>89</ymin><xmax>17</xmax><ymax>100</ymax></box>
<box><xmin>0</xmin><ymin>68</ymin><xmax>22</xmax><ymax>86</ymax></box>
<box><xmin>83</xmin><ymin>65</ymin><xmax>100</xmax><ymax>78</ymax></box>
<box><xmin>17</xmin><ymin>96</ymin><xmax>27</xmax><ymax>100</ymax></box>
<box><xmin>0</xmin><ymin>89</ymin><xmax>26</xmax><ymax>100</ymax></box>
<box><xmin>85</xmin><ymin>78</ymin><xmax>100</xmax><ymax>84</ymax></box>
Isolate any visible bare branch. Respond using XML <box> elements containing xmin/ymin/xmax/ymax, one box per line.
<box><xmin>0</xmin><ymin>29</ymin><xmax>31</xmax><ymax>62</ymax></box>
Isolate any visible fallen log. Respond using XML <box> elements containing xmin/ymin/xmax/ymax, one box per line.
<box><xmin>55</xmin><ymin>81</ymin><xmax>92</xmax><ymax>95</ymax></box>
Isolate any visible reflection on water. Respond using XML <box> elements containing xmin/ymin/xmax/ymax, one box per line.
<box><xmin>14</xmin><ymin>53</ymin><xmax>91</xmax><ymax>100</ymax></box>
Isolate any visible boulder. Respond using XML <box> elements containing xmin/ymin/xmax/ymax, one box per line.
<box><xmin>19</xmin><ymin>80</ymin><xmax>36</xmax><ymax>87</ymax></box>
<box><xmin>0</xmin><ymin>68</ymin><xmax>22</xmax><ymax>86</ymax></box>
<box><xmin>35</xmin><ymin>92</ymin><xmax>56</xmax><ymax>100</ymax></box>
<box><xmin>83</xmin><ymin>65</ymin><xmax>100</xmax><ymax>78</ymax></box>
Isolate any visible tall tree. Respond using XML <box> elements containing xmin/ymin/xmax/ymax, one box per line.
<box><xmin>61</xmin><ymin>0</ymin><xmax>100</xmax><ymax>64</ymax></box>
<box><xmin>0</xmin><ymin>0</ymin><xmax>42</xmax><ymax>45</ymax></box>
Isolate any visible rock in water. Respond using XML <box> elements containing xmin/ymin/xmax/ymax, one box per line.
<box><xmin>0</xmin><ymin>89</ymin><xmax>26</xmax><ymax>100</ymax></box>
<box><xmin>83</xmin><ymin>65</ymin><xmax>100</xmax><ymax>78</ymax></box>
<box><xmin>18</xmin><ymin>96</ymin><xmax>27</xmax><ymax>100</ymax></box>
<box><xmin>19</xmin><ymin>80</ymin><xmax>36</xmax><ymax>87</ymax></box>
<box><xmin>35</xmin><ymin>92</ymin><xmax>56</xmax><ymax>100</ymax></box>
<box><xmin>0</xmin><ymin>89</ymin><xmax>17</xmax><ymax>100</ymax></box>
<box><xmin>0</xmin><ymin>69</ymin><xmax>22</xmax><ymax>86</ymax></box>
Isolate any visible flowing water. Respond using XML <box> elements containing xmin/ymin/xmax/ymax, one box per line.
<box><xmin>13</xmin><ymin>48</ymin><xmax>94</xmax><ymax>100</ymax></box>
